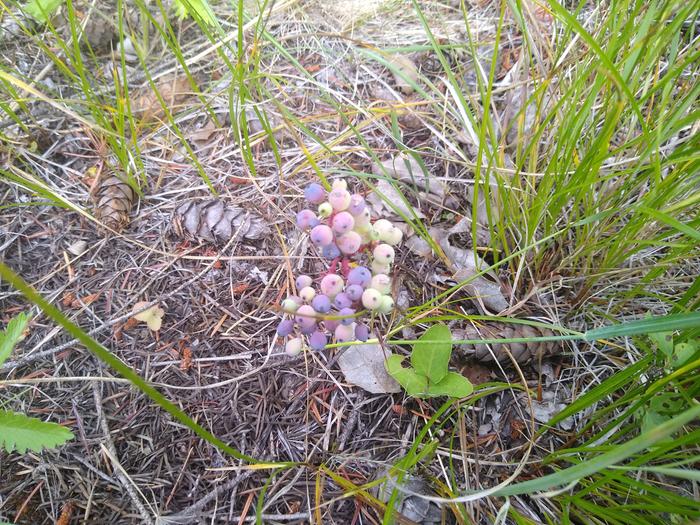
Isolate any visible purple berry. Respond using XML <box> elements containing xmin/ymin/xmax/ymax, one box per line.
<box><xmin>296</xmin><ymin>209</ymin><xmax>319</xmax><ymax>230</ymax></box>
<box><xmin>345</xmin><ymin>284</ymin><xmax>364</xmax><ymax>301</ymax></box>
<box><xmin>304</xmin><ymin>183</ymin><xmax>326</xmax><ymax>204</ymax></box>
<box><xmin>296</xmin><ymin>275</ymin><xmax>312</xmax><ymax>290</ymax></box>
<box><xmin>348</xmin><ymin>194</ymin><xmax>366</xmax><ymax>216</ymax></box>
<box><xmin>347</xmin><ymin>266</ymin><xmax>371</xmax><ymax>287</ymax></box>
<box><xmin>322</xmin><ymin>243</ymin><xmax>341</xmax><ymax>259</ymax></box>
<box><xmin>308</xmin><ymin>330</ymin><xmax>328</xmax><ymax>350</ymax></box>
<box><xmin>276</xmin><ymin>319</ymin><xmax>295</xmax><ymax>337</ymax></box>
<box><xmin>310</xmin><ymin>224</ymin><xmax>334</xmax><ymax>246</ymax></box>
<box><xmin>337</xmin><ymin>231</ymin><xmax>362</xmax><ymax>254</ymax></box>
<box><xmin>338</xmin><ymin>307</ymin><xmax>355</xmax><ymax>326</ymax></box>
<box><xmin>332</xmin><ymin>211</ymin><xmax>355</xmax><ymax>235</ymax></box>
<box><xmin>324</xmin><ymin>318</ymin><xmax>340</xmax><ymax>331</ymax></box>
<box><xmin>311</xmin><ymin>294</ymin><xmax>332</xmax><ymax>313</ymax></box>
<box><xmin>334</xmin><ymin>293</ymin><xmax>352</xmax><ymax>310</ymax></box>
<box><xmin>355</xmin><ymin>323</ymin><xmax>369</xmax><ymax>342</ymax></box>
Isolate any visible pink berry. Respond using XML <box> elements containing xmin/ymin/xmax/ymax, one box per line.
<box><xmin>332</xmin><ymin>211</ymin><xmax>355</xmax><ymax>235</ymax></box>
<box><xmin>334</xmin><ymin>323</ymin><xmax>355</xmax><ymax>343</ymax></box>
<box><xmin>296</xmin><ymin>209</ymin><xmax>319</xmax><ymax>230</ymax></box>
<box><xmin>320</xmin><ymin>274</ymin><xmax>344</xmax><ymax>298</ymax></box>
<box><xmin>371</xmin><ymin>274</ymin><xmax>392</xmax><ymax>294</ymax></box>
<box><xmin>329</xmin><ymin>189</ymin><xmax>351</xmax><ymax>211</ymax></box>
<box><xmin>337</xmin><ymin>231</ymin><xmax>362</xmax><ymax>254</ymax></box>
<box><xmin>295</xmin><ymin>304</ymin><xmax>317</xmax><ymax>332</ymax></box>
<box><xmin>324</xmin><ymin>318</ymin><xmax>340</xmax><ymax>331</ymax></box>
<box><xmin>310</xmin><ymin>224</ymin><xmax>334</xmax><ymax>246</ymax></box>
<box><xmin>308</xmin><ymin>330</ymin><xmax>327</xmax><ymax>350</ymax></box>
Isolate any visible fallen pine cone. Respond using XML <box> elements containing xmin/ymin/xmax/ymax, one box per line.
<box><xmin>93</xmin><ymin>173</ymin><xmax>136</xmax><ymax>232</ymax></box>
<box><xmin>453</xmin><ymin>322</ymin><xmax>557</xmax><ymax>365</ymax></box>
<box><xmin>172</xmin><ymin>199</ymin><xmax>269</xmax><ymax>244</ymax></box>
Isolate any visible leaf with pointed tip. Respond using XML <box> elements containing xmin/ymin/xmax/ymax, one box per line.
<box><xmin>0</xmin><ymin>411</ymin><xmax>73</xmax><ymax>453</ymax></box>
<box><xmin>411</xmin><ymin>324</ymin><xmax>451</xmax><ymax>384</ymax></box>
<box><xmin>0</xmin><ymin>312</ymin><xmax>29</xmax><ymax>367</ymax></box>
<box><xmin>649</xmin><ymin>331</ymin><xmax>673</xmax><ymax>358</ymax></box>
<box><xmin>426</xmin><ymin>372</ymin><xmax>473</xmax><ymax>398</ymax></box>
<box><xmin>386</xmin><ymin>355</ymin><xmax>427</xmax><ymax>396</ymax></box>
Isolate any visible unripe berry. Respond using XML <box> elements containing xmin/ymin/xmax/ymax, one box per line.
<box><xmin>299</xmin><ymin>286</ymin><xmax>316</xmax><ymax>303</ymax></box>
<box><xmin>331</xmin><ymin>179</ymin><xmax>348</xmax><ymax>191</ymax></box>
<box><xmin>373</xmin><ymin>219</ymin><xmax>393</xmax><ymax>237</ymax></box>
<box><xmin>361</xmin><ymin>288</ymin><xmax>382</xmax><ymax>310</ymax></box>
<box><xmin>370</xmin><ymin>260</ymin><xmax>391</xmax><ymax>275</ymax></box>
<box><xmin>378</xmin><ymin>295</ymin><xmax>394</xmax><ymax>314</ymax></box>
<box><xmin>384</xmin><ymin>227</ymin><xmax>403</xmax><ymax>246</ymax></box>
<box><xmin>285</xmin><ymin>337</ymin><xmax>304</xmax><ymax>356</ymax></box>
<box><xmin>318</xmin><ymin>202</ymin><xmax>333</xmax><ymax>218</ymax></box>
<box><xmin>348</xmin><ymin>194</ymin><xmax>366</xmax><ymax>216</ymax></box>
<box><xmin>354</xmin><ymin>208</ymin><xmax>371</xmax><ymax>226</ymax></box>
<box><xmin>371</xmin><ymin>274</ymin><xmax>392</xmax><ymax>294</ymax></box>
<box><xmin>281</xmin><ymin>298</ymin><xmax>300</xmax><ymax>313</ymax></box>
<box><xmin>295</xmin><ymin>304</ymin><xmax>317</xmax><ymax>332</ymax></box>
<box><xmin>373</xmin><ymin>243</ymin><xmax>395</xmax><ymax>264</ymax></box>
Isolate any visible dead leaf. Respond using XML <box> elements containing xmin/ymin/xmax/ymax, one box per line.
<box><xmin>190</xmin><ymin>119</ymin><xmax>219</xmax><ymax>147</ymax></box>
<box><xmin>131</xmin><ymin>76</ymin><xmax>195</xmax><ymax>123</ymax></box>
<box><xmin>66</xmin><ymin>240</ymin><xmax>88</xmax><ymax>256</ymax></box>
<box><xmin>386</xmin><ymin>54</ymin><xmax>419</xmax><ymax>95</ymax></box>
<box><xmin>436</xmin><ymin>231</ymin><xmax>509</xmax><ymax>313</ymax></box>
<box><xmin>372</xmin><ymin>154</ymin><xmax>447</xmax><ymax>200</ymax></box>
<box><xmin>63</xmin><ymin>292</ymin><xmax>100</xmax><ymax>309</ymax></box>
<box><xmin>180</xmin><ymin>347</ymin><xmax>193</xmax><ymax>370</ymax></box>
<box><xmin>132</xmin><ymin>301</ymin><xmax>165</xmax><ymax>331</ymax></box>
<box><xmin>366</xmin><ymin>179</ymin><xmax>425</xmax><ymax>220</ymax></box>
<box><xmin>337</xmin><ymin>337</ymin><xmax>401</xmax><ymax>394</ymax></box>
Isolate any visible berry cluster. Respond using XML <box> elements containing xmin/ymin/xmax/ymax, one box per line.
<box><xmin>279</xmin><ymin>179</ymin><xmax>404</xmax><ymax>355</ymax></box>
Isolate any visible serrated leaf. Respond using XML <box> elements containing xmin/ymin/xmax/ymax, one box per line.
<box><xmin>386</xmin><ymin>354</ymin><xmax>427</xmax><ymax>396</ymax></box>
<box><xmin>426</xmin><ymin>371</ymin><xmax>474</xmax><ymax>398</ymax></box>
<box><xmin>0</xmin><ymin>410</ymin><xmax>73</xmax><ymax>453</ymax></box>
<box><xmin>649</xmin><ymin>331</ymin><xmax>673</xmax><ymax>358</ymax></box>
<box><xmin>670</xmin><ymin>340</ymin><xmax>698</xmax><ymax>369</ymax></box>
<box><xmin>23</xmin><ymin>0</ymin><xmax>62</xmax><ymax>23</ymax></box>
<box><xmin>0</xmin><ymin>312</ymin><xmax>30</xmax><ymax>367</ymax></box>
<box><xmin>411</xmin><ymin>324</ymin><xmax>451</xmax><ymax>384</ymax></box>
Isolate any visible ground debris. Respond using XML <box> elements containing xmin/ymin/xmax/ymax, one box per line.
<box><xmin>337</xmin><ymin>338</ymin><xmax>401</xmax><ymax>394</ymax></box>
<box><xmin>452</xmin><ymin>322</ymin><xmax>556</xmax><ymax>365</ymax></box>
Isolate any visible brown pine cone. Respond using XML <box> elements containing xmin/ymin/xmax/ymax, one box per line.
<box><xmin>58</xmin><ymin>7</ymin><xmax>117</xmax><ymax>52</ymax></box>
<box><xmin>93</xmin><ymin>173</ymin><xmax>136</xmax><ymax>232</ymax></box>
<box><xmin>172</xmin><ymin>199</ymin><xmax>269</xmax><ymax>244</ymax></box>
<box><xmin>453</xmin><ymin>323</ymin><xmax>557</xmax><ymax>365</ymax></box>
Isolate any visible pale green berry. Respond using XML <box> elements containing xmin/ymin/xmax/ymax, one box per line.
<box><xmin>332</xmin><ymin>179</ymin><xmax>348</xmax><ymax>191</ymax></box>
<box><xmin>281</xmin><ymin>298</ymin><xmax>299</xmax><ymax>313</ymax></box>
<box><xmin>299</xmin><ymin>286</ymin><xmax>316</xmax><ymax>303</ymax></box>
<box><xmin>361</xmin><ymin>288</ymin><xmax>382</xmax><ymax>310</ymax></box>
<box><xmin>285</xmin><ymin>337</ymin><xmax>304</xmax><ymax>356</ymax></box>
<box><xmin>384</xmin><ymin>227</ymin><xmax>403</xmax><ymax>246</ymax></box>
<box><xmin>378</xmin><ymin>295</ymin><xmax>394</xmax><ymax>314</ymax></box>
<box><xmin>371</xmin><ymin>274</ymin><xmax>391</xmax><ymax>294</ymax></box>
<box><xmin>318</xmin><ymin>202</ymin><xmax>333</xmax><ymax>218</ymax></box>
<box><xmin>371</xmin><ymin>260</ymin><xmax>391</xmax><ymax>275</ymax></box>
<box><xmin>373</xmin><ymin>243</ymin><xmax>395</xmax><ymax>264</ymax></box>
<box><xmin>373</xmin><ymin>219</ymin><xmax>393</xmax><ymax>237</ymax></box>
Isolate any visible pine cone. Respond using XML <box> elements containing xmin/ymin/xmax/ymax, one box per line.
<box><xmin>58</xmin><ymin>8</ymin><xmax>116</xmax><ymax>52</ymax></box>
<box><xmin>453</xmin><ymin>323</ymin><xmax>556</xmax><ymax>365</ymax></box>
<box><xmin>172</xmin><ymin>199</ymin><xmax>269</xmax><ymax>244</ymax></box>
<box><xmin>93</xmin><ymin>173</ymin><xmax>136</xmax><ymax>232</ymax></box>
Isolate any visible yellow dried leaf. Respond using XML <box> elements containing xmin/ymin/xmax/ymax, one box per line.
<box><xmin>132</xmin><ymin>301</ymin><xmax>165</xmax><ymax>331</ymax></box>
<box><xmin>130</xmin><ymin>76</ymin><xmax>195</xmax><ymax>123</ymax></box>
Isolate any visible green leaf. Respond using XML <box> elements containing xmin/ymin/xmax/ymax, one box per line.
<box><xmin>584</xmin><ymin>312</ymin><xmax>700</xmax><ymax>340</ymax></box>
<box><xmin>411</xmin><ymin>324</ymin><xmax>452</xmax><ymax>384</ymax></box>
<box><xmin>671</xmin><ymin>340</ymin><xmax>698</xmax><ymax>369</ymax></box>
<box><xmin>386</xmin><ymin>354</ymin><xmax>427</xmax><ymax>396</ymax></box>
<box><xmin>425</xmin><ymin>371</ymin><xmax>473</xmax><ymax>398</ymax></box>
<box><xmin>649</xmin><ymin>331</ymin><xmax>674</xmax><ymax>358</ymax></box>
<box><xmin>23</xmin><ymin>0</ymin><xmax>63</xmax><ymax>24</ymax></box>
<box><xmin>0</xmin><ymin>312</ymin><xmax>30</xmax><ymax>367</ymax></box>
<box><xmin>172</xmin><ymin>0</ymin><xmax>216</xmax><ymax>25</ymax></box>
<box><xmin>0</xmin><ymin>410</ymin><xmax>73</xmax><ymax>453</ymax></box>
